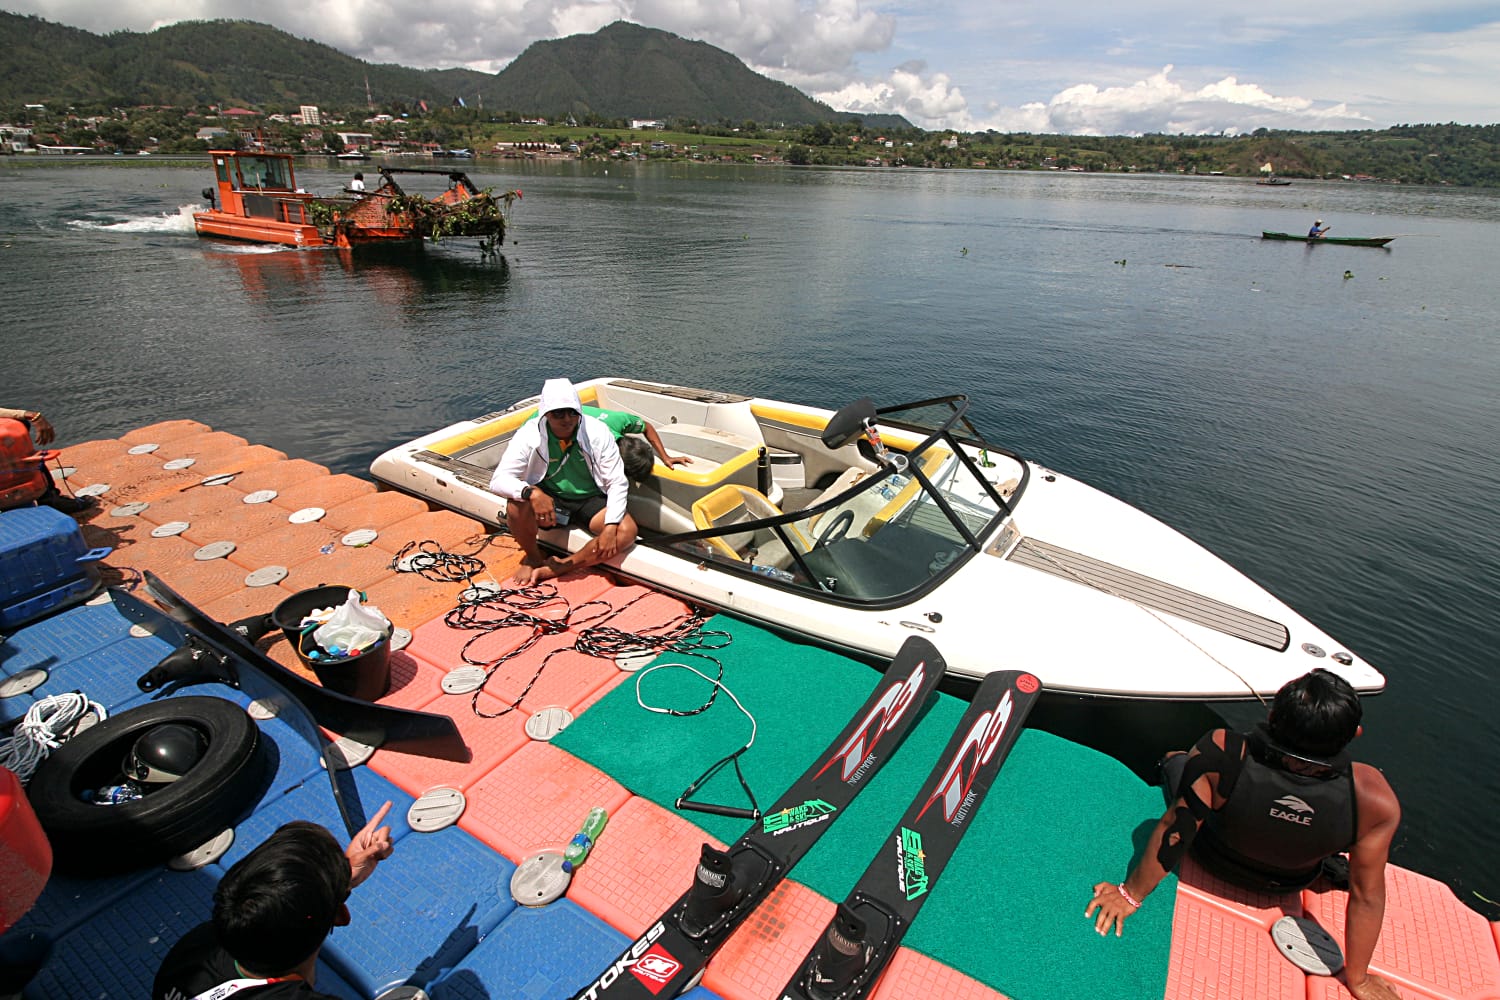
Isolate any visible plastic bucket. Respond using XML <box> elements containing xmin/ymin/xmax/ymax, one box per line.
<box><xmin>271</xmin><ymin>585</ymin><xmax>392</xmax><ymax>702</ymax></box>
<box><xmin>1</xmin><ymin>765</ymin><xmax>51</xmax><ymax>934</ymax></box>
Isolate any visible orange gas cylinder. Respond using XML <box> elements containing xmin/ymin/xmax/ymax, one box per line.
<box><xmin>0</xmin><ymin>764</ymin><xmax>52</xmax><ymax>934</ymax></box>
<box><xmin>0</xmin><ymin>418</ymin><xmax>53</xmax><ymax>510</ymax></box>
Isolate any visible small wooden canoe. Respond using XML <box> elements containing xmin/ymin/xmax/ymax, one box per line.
<box><xmin>1262</xmin><ymin>231</ymin><xmax>1395</xmax><ymax>247</ymax></box>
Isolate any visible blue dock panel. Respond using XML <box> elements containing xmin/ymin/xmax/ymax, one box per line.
<box><xmin>324</xmin><ymin>823</ymin><xmax>519</xmax><ymax>997</ymax></box>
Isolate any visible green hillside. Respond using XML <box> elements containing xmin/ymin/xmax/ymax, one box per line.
<box><xmin>0</xmin><ymin>12</ymin><xmax>907</xmax><ymax>127</ymax></box>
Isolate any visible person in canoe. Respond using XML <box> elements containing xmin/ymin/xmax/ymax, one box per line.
<box><xmin>490</xmin><ymin>377</ymin><xmax>640</xmax><ymax>585</ymax></box>
<box><xmin>1309</xmin><ymin>219</ymin><xmax>1331</xmax><ymax>238</ymax></box>
<box><xmin>1086</xmin><ymin>668</ymin><xmax>1403</xmax><ymax>1000</ymax></box>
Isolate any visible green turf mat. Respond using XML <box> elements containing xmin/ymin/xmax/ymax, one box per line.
<box><xmin>554</xmin><ymin>616</ymin><xmax>1175</xmax><ymax>1000</ymax></box>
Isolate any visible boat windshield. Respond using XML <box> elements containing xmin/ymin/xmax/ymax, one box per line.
<box><xmin>662</xmin><ymin>396</ymin><xmax>1021</xmax><ymax>604</ymax></box>
<box><xmin>235</xmin><ymin>156</ymin><xmax>295</xmax><ymax>191</ymax></box>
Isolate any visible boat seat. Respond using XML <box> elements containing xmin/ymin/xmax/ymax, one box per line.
<box><xmin>690</xmin><ymin>485</ymin><xmax>811</xmax><ymax>568</ymax></box>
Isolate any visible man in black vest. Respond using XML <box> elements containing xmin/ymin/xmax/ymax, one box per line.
<box><xmin>1085</xmin><ymin>669</ymin><xmax>1402</xmax><ymax>1000</ymax></box>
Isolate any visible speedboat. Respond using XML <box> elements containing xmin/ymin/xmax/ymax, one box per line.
<box><xmin>370</xmin><ymin>378</ymin><xmax>1385</xmax><ymax>701</ymax></box>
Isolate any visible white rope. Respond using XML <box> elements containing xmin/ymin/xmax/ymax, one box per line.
<box><xmin>635</xmin><ymin>661</ymin><xmax>757</xmax><ymax>749</ymax></box>
<box><xmin>0</xmin><ymin>692</ymin><xmax>107</xmax><ymax>784</ymax></box>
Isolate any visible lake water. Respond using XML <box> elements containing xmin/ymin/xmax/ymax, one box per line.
<box><xmin>3</xmin><ymin>157</ymin><xmax>1497</xmax><ymax>913</ymax></box>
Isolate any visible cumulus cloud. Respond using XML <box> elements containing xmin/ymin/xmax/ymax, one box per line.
<box><xmin>839</xmin><ymin>64</ymin><xmax>1374</xmax><ymax>135</ymax></box>
<box><xmin>816</xmin><ymin>62</ymin><xmax>974</xmax><ymax>128</ymax></box>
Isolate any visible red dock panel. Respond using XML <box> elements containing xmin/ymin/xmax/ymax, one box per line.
<box><xmin>703</xmin><ymin>880</ymin><xmax>831</xmax><ymax>1000</ymax></box>
<box><xmin>567</xmin><ymin>795</ymin><xmax>725</xmax><ymax>936</ymax></box>
<box><xmin>369</xmin><ymin>688</ymin><xmax>527</xmax><ymax>796</ymax></box>
<box><xmin>1303</xmin><ymin>865</ymin><xmax>1500</xmax><ymax>999</ymax></box>
<box><xmin>268</xmin><ymin>473</ymin><xmax>377</xmax><ymax>513</ymax></box>
<box><xmin>121</xmin><ymin>420</ymin><xmax>213</xmax><ymax>444</ymax></box>
<box><xmin>322</xmin><ymin>491</ymin><xmax>430</xmax><ymax>532</ymax></box>
<box><xmin>458</xmin><ymin>741</ymin><xmax>631</xmax><ymax>863</ymax></box>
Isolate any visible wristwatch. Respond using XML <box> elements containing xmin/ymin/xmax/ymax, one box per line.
<box><xmin>520</xmin><ymin>485</ymin><xmax>535</xmax><ymax>501</ymax></box>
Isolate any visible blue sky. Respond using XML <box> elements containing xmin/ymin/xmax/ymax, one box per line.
<box><xmin>7</xmin><ymin>0</ymin><xmax>1497</xmax><ymax>132</ymax></box>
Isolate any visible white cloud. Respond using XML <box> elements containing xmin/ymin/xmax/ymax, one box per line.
<box><xmin>832</xmin><ymin>64</ymin><xmax>1374</xmax><ymax>135</ymax></box>
<box><xmin>816</xmin><ymin>62</ymin><xmax>973</xmax><ymax>127</ymax></box>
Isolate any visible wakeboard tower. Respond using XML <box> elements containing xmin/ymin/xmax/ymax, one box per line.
<box><xmin>779</xmin><ymin>668</ymin><xmax>1040</xmax><ymax>1000</ymax></box>
<box><xmin>569</xmin><ymin>635</ymin><xmax>945</xmax><ymax>1000</ymax></box>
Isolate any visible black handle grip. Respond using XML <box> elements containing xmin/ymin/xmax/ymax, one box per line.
<box><xmin>675</xmin><ymin>798</ymin><xmax>760</xmax><ymax>821</ymax></box>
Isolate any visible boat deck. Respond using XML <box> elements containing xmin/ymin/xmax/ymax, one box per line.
<box><xmin>3</xmin><ymin>419</ymin><xmax>1496</xmax><ymax>1000</ymax></box>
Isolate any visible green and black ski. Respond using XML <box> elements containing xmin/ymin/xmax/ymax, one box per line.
<box><xmin>779</xmin><ymin>668</ymin><xmax>1041</xmax><ymax>1000</ymax></box>
<box><xmin>569</xmin><ymin>636</ymin><xmax>946</xmax><ymax>1000</ymax></box>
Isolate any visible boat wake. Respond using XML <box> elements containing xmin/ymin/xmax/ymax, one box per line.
<box><xmin>67</xmin><ymin>205</ymin><xmax>200</xmax><ymax>234</ymax></box>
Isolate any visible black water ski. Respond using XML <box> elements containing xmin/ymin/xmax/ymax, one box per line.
<box><xmin>569</xmin><ymin>636</ymin><xmax>946</xmax><ymax>1000</ymax></box>
<box><xmin>779</xmin><ymin>669</ymin><xmax>1041</xmax><ymax>1000</ymax></box>
<box><xmin>136</xmin><ymin>571</ymin><xmax>468</xmax><ymax>762</ymax></box>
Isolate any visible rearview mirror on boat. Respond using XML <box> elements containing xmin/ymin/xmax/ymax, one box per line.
<box><xmin>822</xmin><ymin>397</ymin><xmax>877</xmax><ymax>449</ymax></box>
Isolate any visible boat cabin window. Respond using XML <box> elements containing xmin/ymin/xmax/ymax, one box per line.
<box><xmin>214</xmin><ymin>158</ymin><xmax>230</xmax><ymax>183</ymax></box>
<box><xmin>235</xmin><ymin>156</ymin><xmax>293</xmax><ymax>191</ymax></box>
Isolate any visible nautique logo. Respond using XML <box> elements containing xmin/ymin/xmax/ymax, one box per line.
<box><xmin>1270</xmin><ymin>794</ymin><xmax>1315</xmax><ymax>826</ymax></box>
<box><xmin>897</xmin><ymin>826</ymin><xmax>929</xmax><ymax>900</ymax></box>
<box><xmin>815</xmin><ymin>661</ymin><xmax>927</xmax><ymax>783</ymax></box>
<box><xmin>916</xmin><ymin>688</ymin><xmax>1014</xmax><ymax>824</ymax></box>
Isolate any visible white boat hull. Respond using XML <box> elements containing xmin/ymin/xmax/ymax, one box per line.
<box><xmin>371</xmin><ymin>378</ymin><xmax>1384</xmax><ymax>701</ymax></box>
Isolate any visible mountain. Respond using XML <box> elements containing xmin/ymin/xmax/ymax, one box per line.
<box><xmin>0</xmin><ymin>13</ymin><xmax>909</xmax><ymax>128</ymax></box>
<box><xmin>0</xmin><ymin>13</ymin><xmax>493</xmax><ymax>110</ymax></box>
<box><xmin>485</xmin><ymin>21</ymin><xmax>903</xmax><ymax>127</ymax></box>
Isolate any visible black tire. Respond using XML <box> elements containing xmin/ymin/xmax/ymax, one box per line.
<box><xmin>28</xmin><ymin>696</ymin><xmax>270</xmax><ymax>874</ymax></box>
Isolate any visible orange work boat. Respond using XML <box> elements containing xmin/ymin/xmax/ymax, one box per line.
<box><xmin>193</xmin><ymin>149</ymin><xmax>517</xmax><ymax>250</ymax></box>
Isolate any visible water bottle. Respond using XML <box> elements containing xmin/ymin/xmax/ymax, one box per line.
<box><xmin>84</xmin><ymin>781</ymin><xmax>144</xmax><ymax>805</ymax></box>
<box><xmin>750</xmin><ymin>563</ymin><xmax>795</xmax><ymax>583</ymax></box>
<box><xmin>563</xmin><ymin>807</ymin><xmax>609</xmax><ymax>869</ymax></box>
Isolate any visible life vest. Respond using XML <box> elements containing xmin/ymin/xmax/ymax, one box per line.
<box><xmin>0</xmin><ymin>418</ymin><xmax>54</xmax><ymax>510</ymax></box>
<box><xmin>1193</xmin><ymin>726</ymin><xmax>1357</xmax><ymax>891</ymax></box>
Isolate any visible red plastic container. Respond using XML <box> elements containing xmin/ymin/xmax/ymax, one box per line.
<box><xmin>1</xmin><ymin>765</ymin><xmax>52</xmax><ymax>934</ymax></box>
<box><xmin>0</xmin><ymin>417</ymin><xmax>53</xmax><ymax>510</ymax></box>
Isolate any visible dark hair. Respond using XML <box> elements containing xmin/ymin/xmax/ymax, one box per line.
<box><xmin>1267</xmin><ymin>668</ymin><xmax>1362</xmax><ymax>756</ymax></box>
<box><xmin>618</xmin><ymin>435</ymin><xmax>655</xmax><ymax>483</ymax></box>
<box><xmin>353</xmin><ymin>172</ymin><xmax>363</xmax><ymax>179</ymax></box>
<box><xmin>213</xmin><ymin>821</ymin><xmax>350</xmax><ymax>975</ymax></box>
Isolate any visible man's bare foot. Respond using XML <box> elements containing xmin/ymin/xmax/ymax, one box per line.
<box><xmin>510</xmin><ymin>554</ymin><xmax>547</xmax><ymax>584</ymax></box>
<box><xmin>528</xmin><ymin>558</ymin><xmax>568</xmax><ymax>584</ymax></box>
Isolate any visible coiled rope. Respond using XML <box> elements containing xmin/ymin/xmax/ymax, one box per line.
<box><xmin>0</xmin><ymin>692</ymin><xmax>108</xmax><ymax>784</ymax></box>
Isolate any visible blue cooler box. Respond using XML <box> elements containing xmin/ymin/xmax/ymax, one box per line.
<box><xmin>0</xmin><ymin>506</ymin><xmax>112</xmax><ymax>630</ymax></box>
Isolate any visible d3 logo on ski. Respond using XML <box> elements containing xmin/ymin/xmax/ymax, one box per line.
<box><xmin>815</xmin><ymin>662</ymin><xmax>928</xmax><ymax>783</ymax></box>
<box><xmin>916</xmin><ymin>688</ymin><xmax>1015</xmax><ymax>824</ymax></box>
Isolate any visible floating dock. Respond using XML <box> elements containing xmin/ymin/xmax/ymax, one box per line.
<box><xmin>2</xmin><ymin>418</ymin><xmax>1497</xmax><ymax>1000</ymax></box>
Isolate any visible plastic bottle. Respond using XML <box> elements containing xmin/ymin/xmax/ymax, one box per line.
<box><xmin>563</xmin><ymin>807</ymin><xmax>609</xmax><ymax>869</ymax></box>
<box><xmin>84</xmin><ymin>782</ymin><xmax>144</xmax><ymax>805</ymax></box>
<box><xmin>878</xmin><ymin>474</ymin><xmax>909</xmax><ymax>501</ymax></box>
<box><xmin>749</xmin><ymin>563</ymin><xmax>795</xmax><ymax>583</ymax></box>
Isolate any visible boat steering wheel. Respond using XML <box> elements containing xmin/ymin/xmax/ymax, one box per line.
<box><xmin>813</xmin><ymin>510</ymin><xmax>856</xmax><ymax>551</ymax></box>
